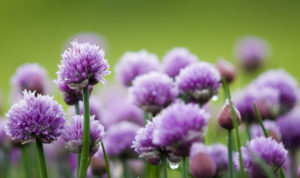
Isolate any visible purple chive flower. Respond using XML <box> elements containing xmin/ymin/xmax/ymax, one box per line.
<box><xmin>0</xmin><ymin>118</ymin><xmax>10</xmax><ymax>148</ymax></box>
<box><xmin>189</xmin><ymin>143</ymin><xmax>217</xmax><ymax>178</ymax></box>
<box><xmin>233</xmin><ymin>86</ymin><xmax>280</xmax><ymax>122</ymax></box>
<box><xmin>242</xmin><ymin>137</ymin><xmax>288</xmax><ymax>178</ymax></box>
<box><xmin>191</xmin><ymin>143</ymin><xmax>238</xmax><ymax>174</ymax></box>
<box><xmin>55</xmin><ymin>79</ymin><xmax>93</xmax><ymax>105</ymax></box>
<box><xmin>69</xmin><ymin>96</ymin><xmax>102</xmax><ymax>121</ymax></box>
<box><xmin>6</xmin><ymin>91</ymin><xmax>65</xmax><ymax>144</ymax></box>
<box><xmin>253</xmin><ymin>69</ymin><xmax>299</xmax><ymax>115</ymax></box>
<box><xmin>153</xmin><ymin>103</ymin><xmax>210</xmax><ymax>156</ymax></box>
<box><xmin>276</xmin><ymin>108</ymin><xmax>300</xmax><ymax>150</ymax></box>
<box><xmin>102</xmin><ymin>100</ymin><xmax>144</xmax><ymax>127</ymax></box>
<box><xmin>11</xmin><ymin>63</ymin><xmax>50</xmax><ymax>99</ymax></box>
<box><xmin>102</xmin><ymin>121</ymin><xmax>140</xmax><ymax>157</ymax></box>
<box><xmin>175</xmin><ymin>62</ymin><xmax>221</xmax><ymax>105</ymax></box>
<box><xmin>62</xmin><ymin>115</ymin><xmax>104</xmax><ymax>156</ymax></box>
<box><xmin>115</xmin><ymin>50</ymin><xmax>160</xmax><ymax>87</ymax></box>
<box><xmin>234</xmin><ymin>36</ymin><xmax>270</xmax><ymax>70</ymax></box>
<box><xmin>129</xmin><ymin>71</ymin><xmax>178</xmax><ymax>115</ymax></box>
<box><xmin>132</xmin><ymin>121</ymin><xmax>162</xmax><ymax>165</ymax></box>
<box><xmin>57</xmin><ymin>40</ymin><xmax>111</xmax><ymax>89</ymax></box>
<box><xmin>162</xmin><ymin>47</ymin><xmax>198</xmax><ymax>78</ymax></box>
<box><xmin>251</xmin><ymin>120</ymin><xmax>281</xmax><ymax>142</ymax></box>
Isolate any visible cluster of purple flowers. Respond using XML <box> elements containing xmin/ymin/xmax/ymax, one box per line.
<box><xmin>1</xmin><ymin>37</ymin><xmax>299</xmax><ymax>178</ymax></box>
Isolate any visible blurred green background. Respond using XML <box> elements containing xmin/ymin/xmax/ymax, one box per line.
<box><xmin>0</xmin><ymin>0</ymin><xmax>300</xmax><ymax>106</ymax></box>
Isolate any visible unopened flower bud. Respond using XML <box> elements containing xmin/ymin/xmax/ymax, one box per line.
<box><xmin>218</xmin><ymin>100</ymin><xmax>242</xmax><ymax>130</ymax></box>
<box><xmin>190</xmin><ymin>153</ymin><xmax>216</xmax><ymax>178</ymax></box>
<box><xmin>215</xmin><ymin>58</ymin><xmax>237</xmax><ymax>83</ymax></box>
<box><xmin>90</xmin><ymin>156</ymin><xmax>106</xmax><ymax>176</ymax></box>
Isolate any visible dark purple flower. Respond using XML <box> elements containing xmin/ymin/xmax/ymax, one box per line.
<box><xmin>6</xmin><ymin>91</ymin><xmax>65</xmax><ymax>144</ymax></box>
<box><xmin>234</xmin><ymin>36</ymin><xmax>270</xmax><ymax>70</ymax></box>
<box><xmin>250</xmin><ymin>120</ymin><xmax>281</xmax><ymax>142</ymax></box>
<box><xmin>175</xmin><ymin>62</ymin><xmax>221</xmax><ymax>105</ymax></box>
<box><xmin>153</xmin><ymin>103</ymin><xmax>210</xmax><ymax>156</ymax></box>
<box><xmin>162</xmin><ymin>47</ymin><xmax>198</xmax><ymax>78</ymax></box>
<box><xmin>115</xmin><ymin>50</ymin><xmax>160</xmax><ymax>87</ymax></box>
<box><xmin>11</xmin><ymin>63</ymin><xmax>50</xmax><ymax>100</ymax></box>
<box><xmin>102</xmin><ymin>121</ymin><xmax>140</xmax><ymax>157</ymax></box>
<box><xmin>253</xmin><ymin>69</ymin><xmax>299</xmax><ymax>115</ymax></box>
<box><xmin>276</xmin><ymin>108</ymin><xmax>300</xmax><ymax>150</ymax></box>
<box><xmin>57</xmin><ymin>41</ymin><xmax>111</xmax><ymax>89</ymax></box>
<box><xmin>55</xmin><ymin>79</ymin><xmax>93</xmax><ymax>105</ymax></box>
<box><xmin>129</xmin><ymin>71</ymin><xmax>178</xmax><ymax>115</ymax></box>
<box><xmin>218</xmin><ymin>100</ymin><xmax>242</xmax><ymax>130</ymax></box>
<box><xmin>69</xmin><ymin>96</ymin><xmax>102</xmax><ymax>121</ymax></box>
<box><xmin>189</xmin><ymin>143</ymin><xmax>216</xmax><ymax>178</ymax></box>
<box><xmin>242</xmin><ymin>137</ymin><xmax>288</xmax><ymax>178</ymax></box>
<box><xmin>62</xmin><ymin>115</ymin><xmax>104</xmax><ymax>156</ymax></box>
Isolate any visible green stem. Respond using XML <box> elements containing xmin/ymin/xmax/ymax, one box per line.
<box><xmin>36</xmin><ymin>138</ymin><xmax>48</xmax><ymax>178</ymax></box>
<box><xmin>101</xmin><ymin>141</ymin><xmax>111</xmax><ymax>178</ymax></box>
<box><xmin>22</xmin><ymin>146</ymin><xmax>31</xmax><ymax>178</ymax></box>
<box><xmin>74</xmin><ymin>101</ymin><xmax>81</xmax><ymax>175</ymax></box>
<box><xmin>78</xmin><ymin>86</ymin><xmax>91</xmax><ymax>178</ymax></box>
<box><xmin>161</xmin><ymin>154</ymin><xmax>168</xmax><ymax>178</ymax></box>
<box><xmin>181</xmin><ymin>157</ymin><xmax>187</xmax><ymax>178</ymax></box>
<box><xmin>3</xmin><ymin>148</ymin><xmax>10</xmax><ymax>178</ymax></box>
<box><xmin>122</xmin><ymin>159</ymin><xmax>128</xmax><ymax>178</ymax></box>
<box><xmin>222</xmin><ymin>78</ymin><xmax>246</xmax><ymax>178</ymax></box>
<box><xmin>245</xmin><ymin>122</ymin><xmax>251</xmax><ymax>140</ymax></box>
<box><xmin>227</xmin><ymin>130</ymin><xmax>234</xmax><ymax>178</ymax></box>
<box><xmin>290</xmin><ymin>150</ymin><xmax>296</xmax><ymax>178</ymax></box>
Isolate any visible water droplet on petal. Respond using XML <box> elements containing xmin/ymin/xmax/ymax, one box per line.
<box><xmin>169</xmin><ymin>162</ymin><xmax>179</xmax><ymax>169</ymax></box>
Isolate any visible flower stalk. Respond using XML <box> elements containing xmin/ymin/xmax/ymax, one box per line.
<box><xmin>101</xmin><ymin>141</ymin><xmax>111</xmax><ymax>178</ymax></box>
<box><xmin>161</xmin><ymin>154</ymin><xmax>168</xmax><ymax>178</ymax></box>
<box><xmin>36</xmin><ymin>138</ymin><xmax>48</xmax><ymax>178</ymax></box>
<box><xmin>74</xmin><ymin>101</ymin><xmax>81</xmax><ymax>176</ymax></box>
<box><xmin>21</xmin><ymin>146</ymin><xmax>31</xmax><ymax>178</ymax></box>
<box><xmin>227</xmin><ymin>129</ymin><xmax>234</xmax><ymax>178</ymax></box>
<box><xmin>181</xmin><ymin>156</ymin><xmax>187</xmax><ymax>178</ymax></box>
<box><xmin>78</xmin><ymin>86</ymin><xmax>91</xmax><ymax>178</ymax></box>
<box><xmin>222</xmin><ymin>78</ymin><xmax>246</xmax><ymax>178</ymax></box>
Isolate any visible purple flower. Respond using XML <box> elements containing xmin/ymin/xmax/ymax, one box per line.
<box><xmin>55</xmin><ymin>79</ymin><xmax>93</xmax><ymax>105</ymax></box>
<box><xmin>62</xmin><ymin>115</ymin><xmax>104</xmax><ymax>156</ymax></box>
<box><xmin>215</xmin><ymin>57</ymin><xmax>237</xmax><ymax>83</ymax></box>
<box><xmin>6</xmin><ymin>91</ymin><xmax>65</xmax><ymax>144</ymax></box>
<box><xmin>234</xmin><ymin>36</ymin><xmax>270</xmax><ymax>70</ymax></box>
<box><xmin>132</xmin><ymin>121</ymin><xmax>162</xmax><ymax>165</ymax></box>
<box><xmin>153</xmin><ymin>103</ymin><xmax>210</xmax><ymax>156</ymax></box>
<box><xmin>189</xmin><ymin>143</ymin><xmax>217</xmax><ymax>178</ymax></box>
<box><xmin>162</xmin><ymin>48</ymin><xmax>198</xmax><ymax>78</ymax></box>
<box><xmin>175</xmin><ymin>62</ymin><xmax>221</xmax><ymax>105</ymax></box>
<box><xmin>0</xmin><ymin>118</ymin><xmax>10</xmax><ymax>148</ymax></box>
<box><xmin>57</xmin><ymin>41</ymin><xmax>111</xmax><ymax>89</ymax></box>
<box><xmin>69</xmin><ymin>96</ymin><xmax>102</xmax><ymax>121</ymax></box>
<box><xmin>276</xmin><ymin>108</ymin><xmax>300</xmax><ymax>150</ymax></box>
<box><xmin>115</xmin><ymin>50</ymin><xmax>160</xmax><ymax>87</ymax></box>
<box><xmin>11</xmin><ymin>63</ymin><xmax>50</xmax><ymax>100</ymax></box>
<box><xmin>251</xmin><ymin>120</ymin><xmax>281</xmax><ymax>142</ymax></box>
<box><xmin>129</xmin><ymin>71</ymin><xmax>178</xmax><ymax>115</ymax></box>
<box><xmin>190</xmin><ymin>143</ymin><xmax>238</xmax><ymax>174</ymax></box>
<box><xmin>253</xmin><ymin>69</ymin><xmax>299</xmax><ymax>115</ymax></box>
<box><xmin>233</xmin><ymin>86</ymin><xmax>280</xmax><ymax>122</ymax></box>
<box><xmin>102</xmin><ymin>100</ymin><xmax>144</xmax><ymax>127</ymax></box>
<box><xmin>242</xmin><ymin>137</ymin><xmax>288</xmax><ymax>178</ymax></box>
<box><xmin>102</xmin><ymin>121</ymin><xmax>140</xmax><ymax>157</ymax></box>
